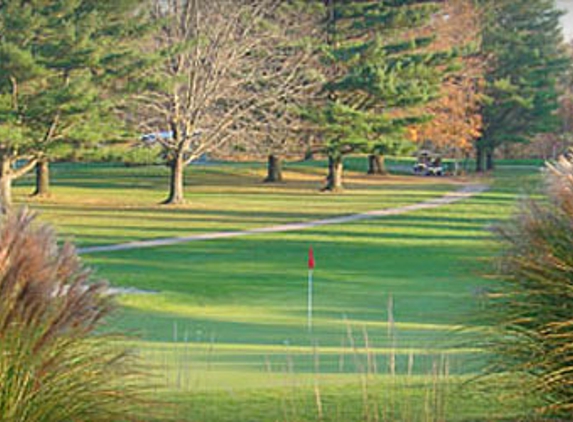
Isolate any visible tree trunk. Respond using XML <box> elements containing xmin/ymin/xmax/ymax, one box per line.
<box><xmin>304</xmin><ymin>136</ymin><xmax>315</xmax><ymax>161</ymax></box>
<box><xmin>0</xmin><ymin>157</ymin><xmax>12</xmax><ymax>213</ymax></box>
<box><xmin>32</xmin><ymin>159</ymin><xmax>50</xmax><ymax>197</ymax></box>
<box><xmin>367</xmin><ymin>154</ymin><xmax>387</xmax><ymax>175</ymax></box>
<box><xmin>486</xmin><ymin>149</ymin><xmax>494</xmax><ymax>171</ymax></box>
<box><xmin>452</xmin><ymin>147</ymin><xmax>461</xmax><ymax>176</ymax></box>
<box><xmin>264</xmin><ymin>154</ymin><xmax>283</xmax><ymax>183</ymax></box>
<box><xmin>163</xmin><ymin>154</ymin><xmax>185</xmax><ymax>204</ymax></box>
<box><xmin>323</xmin><ymin>155</ymin><xmax>343</xmax><ymax>191</ymax></box>
<box><xmin>475</xmin><ymin>143</ymin><xmax>484</xmax><ymax>172</ymax></box>
<box><xmin>367</xmin><ymin>155</ymin><xmax>376</xmax><ymax>174</ymax></box>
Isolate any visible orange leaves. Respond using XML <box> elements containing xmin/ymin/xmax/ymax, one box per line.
<box><xmin>409</xmin><ymin>0</ymin><xmax>485</xmax><ymax>154</ymax></box>
<box><xmin>408</xmin><ymin>127</ymin><xmax>418</xmax><ymax>142</ymax></box>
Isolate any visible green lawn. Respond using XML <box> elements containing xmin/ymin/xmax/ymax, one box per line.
<box><xmin>15</xmin><ymin>161</ymin><xmax>454</xmax><ymax>247</ymax></box>
<box><xmin>15</xmin><ymin>161</ymin><xmax>543</xmax><ymax>421</ymax></box>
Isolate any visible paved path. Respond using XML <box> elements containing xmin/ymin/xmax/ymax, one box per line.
<box><xmin>78</xmin><ymin>184</ymin><xmax>489</xmax><ymax>255</ymax></box>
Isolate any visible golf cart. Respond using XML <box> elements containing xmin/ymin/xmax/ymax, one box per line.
<box><xmin>413</xmin><ymin>151</ymin><xmax>443</xmax><ymax>176</ymax></box>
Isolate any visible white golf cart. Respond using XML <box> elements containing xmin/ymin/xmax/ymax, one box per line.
<box><xmin>413</xmin><ymin>151</ymin><xmax>444</xmax><ymax>176</ymax></box>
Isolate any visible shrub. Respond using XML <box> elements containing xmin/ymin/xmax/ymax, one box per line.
<box><xmin>0</xmin><ymin>210</ymin><xmax>148</xmax><ymax>421</ymax></box>
<box><xmin>491</xmin><ymin>154</ymin><xmax>573</xmax><ymax>417</ymax></box>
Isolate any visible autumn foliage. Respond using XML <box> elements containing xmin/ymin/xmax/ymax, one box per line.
<box><xmin>411</xmin><ymin>0</ymin><xmax>484</xmax><ymax>155</ymax></box>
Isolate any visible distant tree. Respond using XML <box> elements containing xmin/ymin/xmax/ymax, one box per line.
<box><xmin>0</xmin><ymin>3</ymin><xmax>44</xmax><ymax>209</ymax></box>
<box><xmin>412</xmin><ymin>0</ymin><xmax>485</xmax><ymax>172</ymax></box>
<box><xmin>0</xmin><ymin>0</ymin><xmax>146</xmax><ymax>209</ymax></box>
<box><xmin>133</xmin><ymin>0</ymin><xmax>313</xmax><ymax>204</ymax></box>
<box><xmin>520</xmin><ymin>52</ymin><xmax>573</xmax><ymax>161</ymax></box>
<box><xmin>234</xmin><ymin>107</ymin><xmax>310</xmax><ymax>183</ymax></box>
<box><xmin>559</xmin><ymin>43</ymin><xmax>573</xmax><ymax>139</ymax></box>
<box><xmin>309</xmin><ymin>0</ymin><xmax>451</xmax><ymax>190</ymax></box>
<box><xmin>477</xmin><ymin>0</ymin><xmax>570</xmax><ymax>171</ymax></box>
<box><xmin>549</xmin><ymin>41</ymin><xmax>573</xmax><ymax>157</ymax></box>
<box><xmin>225</xmin><ymin>1</ymin><xmax>324</xmax><ymax>183</ymax></box>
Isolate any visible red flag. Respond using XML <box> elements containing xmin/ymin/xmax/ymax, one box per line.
<box><xmin>308</xmin><ymin>246</ymin><xmax>315</xmax><ymax>270</ymax></box>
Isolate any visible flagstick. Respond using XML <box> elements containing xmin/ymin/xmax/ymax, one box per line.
<box><xmin>308</xmin><ymin>268</ymin><xmax>313</xmax><ymax>332</ymax></box>
<box><xmin>307</xmin><ymin>246</ymin><xmax>315</xmax><ymax>333</ymax></box>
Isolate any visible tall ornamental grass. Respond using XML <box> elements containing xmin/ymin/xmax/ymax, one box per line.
<box><xmin>0</xmin><ymin>210</ymin><xmax>148</xmax><ymax>421</ymax></box>
<box><xmin>492</xmin><ymin>154</ymin><xmax>573</xmax><ymax>417</ymax></box>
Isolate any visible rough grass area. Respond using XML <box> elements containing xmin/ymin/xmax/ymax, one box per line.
<box><xmin>15</xmin><ymin>161</ymin><xmax>543</xmax><ymax>421</ymax></box>
<box><xmin>160</xmin><ymin>375</ymin><xmax>535</xmax><ymax>422</ymax></box>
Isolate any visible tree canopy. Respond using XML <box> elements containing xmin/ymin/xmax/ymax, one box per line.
<box><xmin>0</xmin><ymin>0</ymin><xmax>146</xmax><ymax>208</ymax></box>
<box><xmin>477</xmin><ymin>0</ymin><xmax>570</xmax><ymax>170</ymax></box>
<box><xmin>308</xmin><ymin>0</ymin><xmax>452</xmax><ymax>190</ymax></box>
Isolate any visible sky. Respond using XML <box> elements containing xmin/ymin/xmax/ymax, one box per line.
<box><xmin>557</xmin><ymin>0</ymin><xmax>573</xmax><ymax>40</ymax></box>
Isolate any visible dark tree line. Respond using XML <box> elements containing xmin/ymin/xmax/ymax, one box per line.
<box><xmin>476</xmin><ymin>0</ymin><xmax>570</xmax><ymax>171</ymax></box>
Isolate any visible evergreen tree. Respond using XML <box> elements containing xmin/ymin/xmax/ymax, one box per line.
<box><xmin>0</xmin><ymin>0</ymin><xmax>146</xmax><ymax>207</ymax></box>
<box><xmin>310</xmin><ymin>0</ymin><xmax>451</xmax><ymax>190</ymax></box>
<box><xmin>477</xmin><ymin>0</ymin><xmax>570</xmax><ymax>171</ymax></box>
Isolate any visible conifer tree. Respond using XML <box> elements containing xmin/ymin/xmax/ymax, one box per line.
<box><xmin>310</xmin><ymin>0</ymin><xmax>450</xmax><ymax>190</ymax></box>
<box><xmin>477</xmin><ymin>0</ymin><xmax>570</xmax><ymax>171</ymax></box>
<box><xmin>0</xmin><ymin>0</ymin><xmax>146</xmax><ymax>207</ymax></box>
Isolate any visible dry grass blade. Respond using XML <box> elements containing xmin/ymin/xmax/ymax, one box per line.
<box><xmin>0</xmin><ymin>208</ymin><xmax>153</xmax><ymax>422</ymax></box>
<box><xmin>490</xmin><ymin>153</ymin><xmax>573</xmax><ymax>417</ymax></box>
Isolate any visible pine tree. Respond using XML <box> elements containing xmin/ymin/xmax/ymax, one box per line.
<box><xmin>477</xmin><ymin>0</ymin><xmax>570</xmax><ymax>171</ymax></box>
<box><xmin>221</xmin><ymin>1</ymin><xmax>324</xmax><ymax>184</ymax></box>
<box><xmin>0</xmin><ymin>0</ymin><xmax>146</xmax><ymax>206</ymax></box>
<box><xmin>311</xmin><ymin>0</ymin><xmax>451</xmax><ymax>190</ymax></box>
<box><xmin>0</xmin><ymin>2</ymin><xmax>46</xmax><ymax>209</ymax></box>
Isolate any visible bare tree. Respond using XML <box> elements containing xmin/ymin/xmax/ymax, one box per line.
<box><xmin>222</xmin><ymin>2</ymin><xmax>324</xmax><ymax>183</ymax></box>
<box><xmin>133</xmin><ymin>0</ymin><xmax>316</xmax><ymax>204</ymax></box>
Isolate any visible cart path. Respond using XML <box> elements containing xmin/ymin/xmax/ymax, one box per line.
<box><xmin>78</xmin><ymin>184</ymin><xmax>489</xmax><ymax>255</ymax></box>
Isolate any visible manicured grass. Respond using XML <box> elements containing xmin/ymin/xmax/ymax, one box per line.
<box><xmin>15</xmin><ymin>161</ymin><xmax>455</xmax><ymax>247</ymax></box>
<box><xmin>16</xmin><ymin>161</ymin><xmax>543</xmax><ymax>420</ymax></box>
